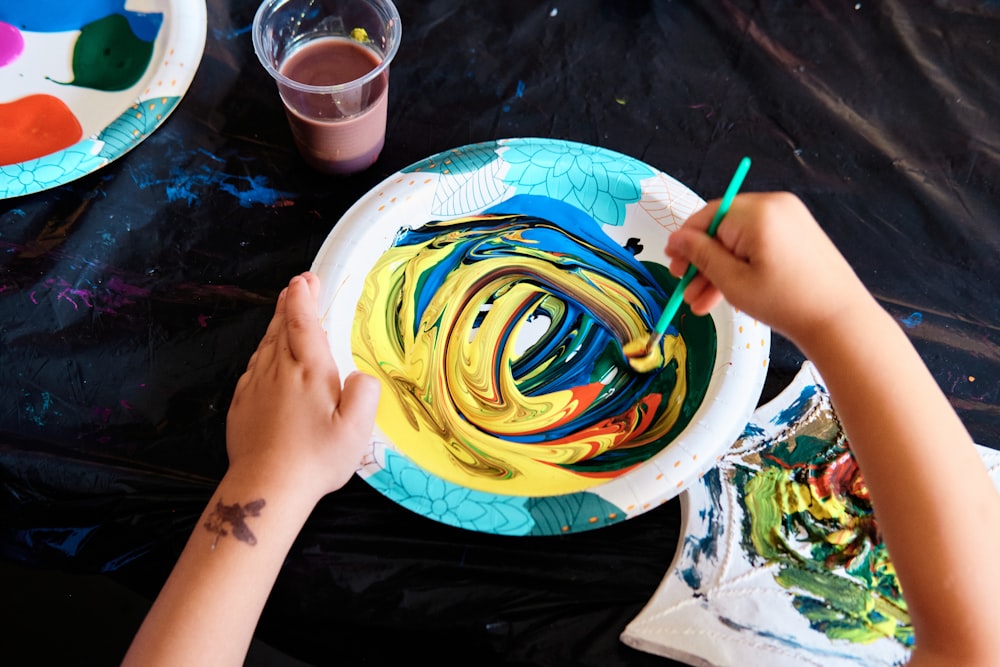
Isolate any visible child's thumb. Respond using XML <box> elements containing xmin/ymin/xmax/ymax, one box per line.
<box><xmin>338</xmin><ymin>372</ymin><xmax>381</xmax><ymax>426</ymax></box>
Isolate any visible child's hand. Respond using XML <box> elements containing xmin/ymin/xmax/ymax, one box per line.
<box><xmin>225</xmin><ymin>272</ymin><xmax>380</xmax><ymax>500</ymax></box>
<box><xmin>665</xmin><ymin>192</ymin><xmax>873</xmax><ymax>345</ymax></box>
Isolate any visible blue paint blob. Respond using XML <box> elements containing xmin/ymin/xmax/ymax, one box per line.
<box><xmin>32</xmin><ymin>525</ymin><xmax>97</xmax><ymax>557</ymax></box>
<box><xmin>680</xmin><ymin>564</ymin><xmax>702</xmax><ymax>589</ymax></box>
<box><xmin>770</xmin><ymin>385</ymin><xmax>821</xmax><ymax>427</ymax></box>
<box><xmin>901</xmin><ymin>311</ymin><xmax>923</xmax><ymax>328</ymax></box>
<box><xmin>0</xmin><ymin>2</ymin><xmax>162</xmax><ymax>41</ymax></box>
<box><xmin>22</xmin><ymin>390</ymin><xmax>54</xmax><ymax>426</ymax></box>
<box><xmin>131</xmin><ymin>159</ymin><xmax>297</xmax><ymax>208</ymax></box>
<box><xmin>217</xmin><ymin>175</ymin><xmax>297</xmax><ymax>208</ymax></box>
<box><xmin>680</xmin><ymin>467</ymin><xmax>725</xmax><ymax>590</ymax></box>
<box><xmin>211</xmin><ymin>24</ymin><xmax>253</xmax><ymax>41</ymax></box>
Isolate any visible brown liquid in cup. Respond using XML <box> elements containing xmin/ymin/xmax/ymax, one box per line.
<box><xmin>278</xmin><ymin>37</ymin><xmax>389</xmax><ymax>174</ymax></box>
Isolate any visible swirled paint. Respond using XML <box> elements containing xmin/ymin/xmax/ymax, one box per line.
<box><xmin>353</xmin><ymin>195</ymin><xmax>716</xmax><ymax>496</ymax></box>
<box><xmin>739</xmin><ymin>420</ymin><xmax>912</xmax><ymax>646</ymax></box>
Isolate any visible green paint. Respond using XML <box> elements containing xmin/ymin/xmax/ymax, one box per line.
<box><xmin>767</xmin><ymin>433</ymin><xmax>836</xmax><ymax>467</ymax></box>
<box><xmin>644</xmin><ymin>262</ymin><xmax>717</xmax><ymax>424</ymax></box>
<box><xmin>792</xmin><ymin>596</ymin><xmax>909</xmax><ymax>645</ymax></box>
<box><xmin>67</xmin><ymin>14</ymin><xmax>154</xmax><ymax>91</ymax></box>
<box><xmin>559</xmin><ymin>261</ymin><xmax>717</xmax><ymax>475</ymax></box>
<box><xmin>738</xmin><ymin>422</ymin><xmax>913</xmax><ymax>647</ymax></box>
<box><xmin>778</xmin><ymin>566</ymin><xmax>876</xmax><ymax>617</ymax></box>
<box><xmin>742</xmin><ymin>467</ymin><xmax>792</xmax><ymax>562</ymax></box>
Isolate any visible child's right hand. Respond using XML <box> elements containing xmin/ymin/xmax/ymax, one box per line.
<box><xmin>665</xmin><ymin>192</ymin><xmax>874</xmax><ymax>346</ymax></box>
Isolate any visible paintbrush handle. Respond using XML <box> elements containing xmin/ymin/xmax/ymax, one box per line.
<box><xmin>653</xmin><ymin>156</ymin><xmax>751</xmax><ymax>336</ymax></box>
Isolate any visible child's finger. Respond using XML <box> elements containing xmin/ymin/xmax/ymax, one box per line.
<box><xmin>285</xmin><ymin>275</ymin><xmax>334</xmax><ymax>368</ymax></box>
<box><xmin>682</xmin><ymin>274</ymin><xmax>717</xmax><ymax>315</ymax></box>
<box><xmin>254</xmin><ymin>287</ymin><xmax>288</xmax><ymax>372</ymax></box>
<box><xmin>243</xmin><ymin>348</ymin><xmax>261</xmax><ymax>376</ymax></box>
<box><xmin>682</xmin><ymin>200</ymin><xmax>718</xmax><ymax>233</ymax></box>
<box><xmin>666</xmin><ymin>254</ymin><xmax>689</xmax><ymax>279</ymax></box>
<box><xmin>686</xmin><ymin>280</ymin><xmax>723</xmax><ymax>315</ymax></box>
<box><xmin>301</xmin><ymin>271</ymin><xmax>322</xmax><ymax>308</ymax></box>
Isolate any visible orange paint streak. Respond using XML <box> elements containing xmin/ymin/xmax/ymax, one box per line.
<box><xmin>515</xmin><ymin>381</ymin><xmax>605</xmax><ymax>435</ymax></box>
<box><xmin>0</xmin><ymin>94</ymin><xmax>83</xmax><ymax>165</ymax></box>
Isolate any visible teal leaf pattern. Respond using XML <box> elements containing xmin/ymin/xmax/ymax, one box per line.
<box><xmin>365</xmin><ymin>449</ymin><xmax>627</xmax><ymax>535</ymax></box>
<box><xmin>402</xmin><ymin>143</ymin><xmax>509</xmax><ymax>217</ymax></box>
<box><xmin>500</xmin><ymin>139</ymin><xmax>654</xmax><ymax>226</ymax></box>
<box><xmin>527</xmin><ymin>492</ymin><xmax>628</xmax><ymax>535</ymax></box>
<box><xmin>98</xmin><ymin>96</ymin><xmax>181</xmax><ymax>159</ymax></box>
<box><xmin>367</xmin><ymin>450</ymin><xmax>535</xmax><ymax>535</ymax></box>
<box><xmin>0</xmin><ymin>143</ymin><xmax>106</xmax><ymax>198</ymax></box>
<box><xmin>1</xmin><ymin>96</ymin><xmax>181</xmax><ymax>199</ymax></box>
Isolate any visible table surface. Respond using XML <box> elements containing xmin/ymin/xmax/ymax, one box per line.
<box><xmin>2</xmin><ymin>1</ymin><xmax>998</xmax><ymax>665</ymax></box>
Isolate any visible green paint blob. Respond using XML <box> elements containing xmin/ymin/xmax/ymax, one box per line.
<box><xmin>68</xmin><ymin>14</ymin><xmax>154</xmax><ymax>91</ymax></box>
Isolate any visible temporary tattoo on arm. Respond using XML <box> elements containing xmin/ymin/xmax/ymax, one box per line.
<box><xmin>203</xmin><ymin>498</ymin><xmax>266</xmax><ymax>549</ymax></box>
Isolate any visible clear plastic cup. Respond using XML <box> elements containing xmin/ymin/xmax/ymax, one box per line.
<box><xmin>252</xmin><ymin>0</ymin><xmax>401</xmax><ymax>175</ymax></box>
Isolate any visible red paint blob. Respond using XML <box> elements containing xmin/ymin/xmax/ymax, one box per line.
<box><xmin>0</xmin><ymin>94</ymin><xmax>83</xmax><ymax>165</ymax></box>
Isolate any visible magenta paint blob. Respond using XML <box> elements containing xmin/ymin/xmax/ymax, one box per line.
<box><xmin>0</xmin><ymin>21</ymin><xmax>25</xmax><ymax>67</ymax></box>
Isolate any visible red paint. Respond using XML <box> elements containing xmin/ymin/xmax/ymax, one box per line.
<box><xmin>0</xmin><ymin>94</ymin><xmax>83</xmax><ymax>165</ymax></box>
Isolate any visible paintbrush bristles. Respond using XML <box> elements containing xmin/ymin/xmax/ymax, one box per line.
<box><xmin>624</xmin><ymin>332</ymin><xmax>666</xmax><ymax>374</ymax></box>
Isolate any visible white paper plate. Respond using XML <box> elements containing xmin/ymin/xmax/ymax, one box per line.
<box><xmin>312</xmin><ymin>138</ymin><xmax>770</xmax><ymax>535</ymax></box>
<box><xmin>0</xmin><ymin>0</ymin><xmax>207</xmax><ymax>198</ymax></box>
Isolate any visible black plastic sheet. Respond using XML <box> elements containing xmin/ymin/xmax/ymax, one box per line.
<box><xmin>1</xmin><ymin>1</ymin><xmax>998</xmax><ymax>664</ymax></box>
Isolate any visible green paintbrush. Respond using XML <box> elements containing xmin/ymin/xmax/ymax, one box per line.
<box><xmin>630</xmin><ymin>156</ymin><xmax>751</xmax><ymax>369</ymax></box>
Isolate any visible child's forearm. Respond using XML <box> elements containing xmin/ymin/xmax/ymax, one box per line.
<box><xmin>794</xmin><ymin>297</ymin><xmax>1000</xmax><ymax>663</ymax></box>
<box><xmin>124</xmin><ymin>272</ymin><xmax>378</xmax><ymax>666</ymax></box>
<box><xmin>123</xmin><ymin>469</ymin><xmax>317</xmax><ymax>666</ymax></box>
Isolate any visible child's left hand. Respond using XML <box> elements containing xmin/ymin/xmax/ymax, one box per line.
<box><xmin>225</xmin><ymin>272</ymin><xmax>380</xmax><ymax>500</ymax></box>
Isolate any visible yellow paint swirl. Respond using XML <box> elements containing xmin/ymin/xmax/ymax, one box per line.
<box><xmin>352</xmin><ymin>201</ymin><xmax>694</xmax><ymax>496</ymax></box>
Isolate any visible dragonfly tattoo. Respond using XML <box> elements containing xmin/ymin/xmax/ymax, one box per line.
<box><xmin>203</xmin><ymin>498</ymin><xmax>266</xmax><ymax>549</ymax></box>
